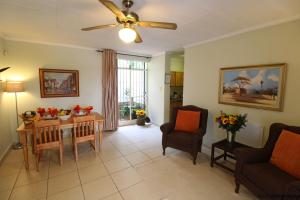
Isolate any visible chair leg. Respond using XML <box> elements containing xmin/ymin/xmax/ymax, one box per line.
<box><xmin>192</xmin><ymin>152</ymin><xmax>198</xmax><ymax>165</ymax></box>
<box><xmin>74</xmin><ymin>142</ymin><xmax>78</xmax><ymax>162</ymax></box>
<box><xmin>235</xmin><ymin>182</ymin><xmax>240</xmax><ymax>193</ymax></box>
<box><xmin>39</xmin><ymin>150</ymin><xmax>43</xmax><ymax>160</ymax></box>
<box><xmin>35</xmin><ymin>151</ymin><xmax>39</xmax><ymax>171</ymax></box>
<box><xmin>162</xmin><ymin>146</ymin><xmax>166</xmax><ymax>156</ymax></box>
<box><xmin>94</xmin><ymin>137</ymin><xmax>97</xmax><ymax>153</ymax></box>
<box><xmin>31</xmin><ymin>135</ymin><xmax>35</xmax><ymax>154</ymax></box>
<box><xmin>59</xmin><ymin>143</ymin><xmax>63</xmax><ymax>166</ymax></box>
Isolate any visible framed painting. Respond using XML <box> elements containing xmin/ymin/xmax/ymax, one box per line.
<box><xmin>218</xmin><ymin>63</ymin><xmax>287</xmax><ymax>111</ymax></box>
<box><xmin>39</xmin><ymin>68</ymin><xmax>79</xmax><ymax>98</ymax></box>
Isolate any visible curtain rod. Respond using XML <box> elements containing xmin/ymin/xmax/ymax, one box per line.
<box><xmin>96</xmin><ymin>50</ymin><xmax>151</xmax><ymax>59</ymax></box>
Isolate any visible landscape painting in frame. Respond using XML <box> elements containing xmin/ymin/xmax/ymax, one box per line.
<box><xmin>39</xmin><ymin>69</ymin><xmax>79</xmax><ymax>98</ymax></box>
<box><xmin>219</xmin><ymin>63</ymin><xmax>287</xmax><ymax>111</ymax></box>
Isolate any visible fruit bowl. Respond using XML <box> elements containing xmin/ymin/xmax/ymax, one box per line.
<box><xmin>58</xmin><ymin>114</ymin><xmax>71</xmax><ymax>121</ymax></box>
<box><xmin>58</xmin><ymin>109</ymin><xmax>72</xmax><ymax>121</ymax></box>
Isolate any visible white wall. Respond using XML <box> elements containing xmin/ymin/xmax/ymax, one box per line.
<box><xmin>1</xmin><ymin>40</ymin><xmax>102</xmax><ymax>145</ymax></box>
<box><xmin>0</xmin><ymin>37</ymin><xmax>13</xmax><ymax>160</ymax></box>
<box><xmin>164</xmin><ymin>53</ymin><xmax>171</xmax><ymax>123</ymax></box>
<box><xmin>184</xmin><ymin>19</ymin><xmax>300</xmax><ymax>148</ymax></box>
<box><xmin>148</xmin><ymin>54</ymin><xmax>166</xmax><ymax>125</ymax></box>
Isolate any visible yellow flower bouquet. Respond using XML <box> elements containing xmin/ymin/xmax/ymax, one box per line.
<box><xmin>135</xmin><ymin>109</ymin><xmax>146</xmax><ymax>117</ymax></box>
<box><xmin>135</xmin><ymin>109</ymin><xmax>146</xmax><ymax>126</ymax></box>
<box><xmin>215</xmin><ymin>111</ymin><xmax>247</xmax><ymax>143</ymax></box>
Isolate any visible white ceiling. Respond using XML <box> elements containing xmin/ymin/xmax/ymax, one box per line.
<box><xmin>0</xmin><ymin>0</ymin><xmax>300</xmax><ymax>56</ymax></box>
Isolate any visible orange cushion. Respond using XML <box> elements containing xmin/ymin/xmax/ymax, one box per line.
<box><xmin>270</xmin><ymin>129</ymin><xmax>300</xmax><ymax>179</ymax></box>
<box><xmin>174</xmin><ymin>110</ymin><xmax>201</xmax><ymax>133</ymax></box>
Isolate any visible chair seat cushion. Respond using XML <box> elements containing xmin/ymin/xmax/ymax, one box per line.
<box><xmin>167</xmin><ymin>131</ymin><xmax>195</xmax><ymax>147</ymax></box>
<box><xmin>243</xmin><ymin>163</ymin><xmax>297</xmax><ymax>197</ymax></box>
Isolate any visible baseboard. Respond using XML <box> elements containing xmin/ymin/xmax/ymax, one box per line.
<box><xmin>0</xmin><ymin>143</ymin><xmax>13</xmax><ymax>164</ymax></box>
<box><xmin>202</xmin><ymin>144</ymin><xmax>212</xmax><ymax>156</ymax></box>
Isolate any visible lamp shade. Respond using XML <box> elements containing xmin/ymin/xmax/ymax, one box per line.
<box><xmin>4</xmin><ymin>81</ymin><xmax>25</xmax><ymax>93</ymax></box>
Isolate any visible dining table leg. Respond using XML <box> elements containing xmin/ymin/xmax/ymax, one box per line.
<box><xmin>19</xmin><ymin>131</ymin><xmax>29</xmax><ymax>170</ymax></box>
<box><xmin>98</xmin><ymin>121</ymin><xmax>103</xmax><ymax>150</ymax></box>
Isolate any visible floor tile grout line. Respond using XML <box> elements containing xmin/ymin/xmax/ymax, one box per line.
<box><xmin>75</xmin><ymin>161</ymin><xmax>86</xmax><ymax>200</ymax></box>
<box><xmin>7</xmin><ymin>153</ymin><xmax>26</xmax><ymax>200</ymax></box>
<box><xmin>45</xmin><ymin>159</ymin><xmax>50</xmax><ymax>200</ymax></box>
<box><xmin>47</xmin><ymin>148</ymin><xmax>97</xmax><ymax>199</ymax></box>
<box><xmin>75</xmin><ymin>148</ymin><xmax>103</xmax><ymax>200</ymax></box>
<box><xmin>100</xmin><ymin>141</ymin><xmax>126</xmax><ymax>200</ymax></box>
<box><xmin>102</xmin><ymin>139</ymin><xmax>155</xmax><ymax>199</ymax></box>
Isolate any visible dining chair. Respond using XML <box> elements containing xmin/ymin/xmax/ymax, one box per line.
<box><xmin>72</xmin><ymin>115</ymin><xmax>96</xmax><ymax>161</ymax></box>
<box><xmin>33</xmin><ymin>119</ymin><xmax>63</xmax><ymax>171</ymax></box>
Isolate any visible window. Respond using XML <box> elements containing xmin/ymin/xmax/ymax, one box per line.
<box><xmin>118</xmin><ymin>58</ymin><xmax>148</xmax><ymax>124</ymax></box>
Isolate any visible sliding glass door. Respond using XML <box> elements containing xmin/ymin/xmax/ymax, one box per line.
<box><xmin>118</xmin><ymin>59</ymin><xmax>148</xmax><ymax>125</ymax></box>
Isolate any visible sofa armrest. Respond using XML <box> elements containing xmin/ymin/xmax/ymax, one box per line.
<box><xmin>234</xmin><ymin>147</ymin><xmax>270</xmax><ymax>179</ymax></box>
<box><xmin>235</xmin><ymin>147</ymin><xmax>270</xmax><ymax>164</ymax></box>
<box><xmin>160</xmin><ymin>122</ymin><xmax>174</xmax><ymax>135</ymax></box>
<box><xmin>285</xmin><ymin>181</ymin><xmax>300</xmax><ymax>200</ymax></box>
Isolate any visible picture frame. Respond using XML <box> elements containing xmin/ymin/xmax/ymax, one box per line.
<box><xmin>39</xmin><ymin>68</ymin><xmax>79</xmax><ymax>98</ymax></box>
<box><xmin>218</xmin><ymin>63</ymin><xmax>287</xmax><ymax>111</ymax></box>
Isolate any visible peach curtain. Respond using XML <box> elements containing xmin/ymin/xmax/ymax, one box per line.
<box><xmin>102</xmin><ymin>49</ymin><xmax>118</xmax><ymax>131</ymax></box>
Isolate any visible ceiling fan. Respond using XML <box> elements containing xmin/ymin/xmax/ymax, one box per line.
<box><xmin>81</xmin><ymin>0</ymin><xmax>177</xmax><ymax>43</ymax></box>
<box><xmin>0</xmin><ymin>67</ymin><xmax>10</xmax><ymax>81</ymax></box>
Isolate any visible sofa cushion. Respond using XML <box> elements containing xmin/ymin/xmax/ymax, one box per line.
<box><xmin>243</xmin><ymin>163</ymin><xmax>297</xmax><ymax>198</ymax></box>
<box><xmin>270</xmin><ymin>129</ymin><xmax>300</xmax><ymax>179</ymax></box>
<box><xmin>175</xmin><ymin>110</ymin><xmax>201</xmax><ymax>133</ymax></box>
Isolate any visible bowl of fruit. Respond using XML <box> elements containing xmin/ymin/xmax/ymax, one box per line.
<box><xmin>58</xmin><ymin>109</ymin><xmax>71</xmax><ymax>121</ymax></box>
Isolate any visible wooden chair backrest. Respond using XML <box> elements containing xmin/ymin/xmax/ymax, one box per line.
<box><xmin>34</xmin><ymin>119</ymin><xmax>61</xmax><ymax>145</ymax></box>
<box><xmin>73</xmin><ymin>115</ymin><xmax>96</xmax><ymax>138</ymax></box>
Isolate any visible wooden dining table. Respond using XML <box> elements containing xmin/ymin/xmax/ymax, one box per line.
<box><xmin>16</xmin><ymin>112</ymin><xmax>104</xmax><ymax>170</ymax></box>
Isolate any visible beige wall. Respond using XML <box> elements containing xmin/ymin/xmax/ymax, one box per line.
<box><xmin>0</xmin><ymin>37</ymin><xmax>14</xmax><ymax>160</ymax></box>
<box><xmin>1</xmin><ymin>40</ymin><xmax>102</xmax><ymax>148</ymax></box>
<box><xmin>148</xmin><ymin>54</ymin><xmax>167</xmax><ymax>125</ymax></box>
<box><xmin>184</xmin><ymin>19</ymin><xmax>300</xmax><ymax>147</ymax></box>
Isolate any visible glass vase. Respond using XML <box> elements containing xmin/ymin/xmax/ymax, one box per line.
<box><xmin>227</xmin><ymin>131</ymin><xmax>236</xmax><ymax>145</ymax></box>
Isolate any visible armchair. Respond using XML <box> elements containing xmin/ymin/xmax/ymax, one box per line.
<box><xmin>160</xmin><ymin>105</ymin><xmax>208</xmax><ymax>164</ymax></box>
<box><xmin>235</xmin><ymin>123</ymin><xmax>300</xmax><ymax>200</ymax></box>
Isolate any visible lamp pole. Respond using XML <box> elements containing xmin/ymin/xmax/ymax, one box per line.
<box><xmin>4</xmin><ymin>81</ymin><xmax>25</xmax><ymax>150</ymax></box>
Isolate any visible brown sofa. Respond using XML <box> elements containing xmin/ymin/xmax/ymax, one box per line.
<box><xmin>235</xmin><ymin>123</ymin><xmax>300</xmax><ymax>200</ymax></box>
<box><xmin>160</xmin><ymin>105</ymin><xmax>208</xmax><ymax>164</ymax></box>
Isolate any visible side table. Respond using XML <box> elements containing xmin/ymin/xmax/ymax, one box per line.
<box><xmin>210</xmin><ymin>139</ymin><xmax>250</xmax><ymax>172</ymax></box>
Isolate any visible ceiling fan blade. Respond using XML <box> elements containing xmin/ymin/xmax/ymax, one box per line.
<box><xmin>81</xmin><ymin>24</ymin><xmax>117</xmax><ymax>31</ymax></box>
<box><xmin>0</xmin><ymin>67</ymin><xmax>10</xmax><ymax>73</ymax></box>
<box><xmin>138</xmin><ymin>21</ymin><xmax>177</xmax><ymax>30</ymax></box>
<box><xmin>133</xmin><ymin>28</ymin><xmax>143</xmax><ymax>43</ymax></box>
<box><xmin>99</xmin><ymin>0</ymin><xmax>127</xmax><ymax>21</ymax></box>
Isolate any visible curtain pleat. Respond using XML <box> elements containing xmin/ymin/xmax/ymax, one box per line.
<box><xmin>102</xmin><ymin>49</ymin><xmax>118</xmax><ymax>131</ymax></box>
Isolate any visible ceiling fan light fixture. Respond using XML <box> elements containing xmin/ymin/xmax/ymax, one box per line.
<box><xmin>119</xmin><ymin>27</ymin><xmax>137</xmax><ymax>43</ymax></box>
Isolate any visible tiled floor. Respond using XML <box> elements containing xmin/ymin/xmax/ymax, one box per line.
<box><xmin>0</xmin><ymin>125</ymin><xmax>257</xmax><ymax>200</ymax></box>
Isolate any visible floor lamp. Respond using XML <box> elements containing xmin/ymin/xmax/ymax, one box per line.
<box><xmin>4</xmin><ymin>81</ymin><xmax>25</xmax><ymax>150</ymax></box>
